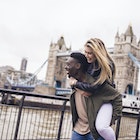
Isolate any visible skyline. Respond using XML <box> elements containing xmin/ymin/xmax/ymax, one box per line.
<box><xmin>0</xmin><ymin>0</ymin><xmax>140</xmax><ymax>81</ymax></box>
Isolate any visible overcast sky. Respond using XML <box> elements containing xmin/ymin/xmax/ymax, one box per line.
<box><xmin>0</xmin><ymin>0</ymin><xmax>140</xmax><ymax>81</ymax></box>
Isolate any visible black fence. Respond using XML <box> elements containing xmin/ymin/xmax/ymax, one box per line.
<box><xmin>0</xmin><ymin>88</ymin><xmax>139</xmax><ymax>140</ymax></box>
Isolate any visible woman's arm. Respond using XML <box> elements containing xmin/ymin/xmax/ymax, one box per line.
<box><xmin>75</xmin><ymin>81</ymin><xmax>103</xmax><ymax>93</ymax></box>
<box><xmin>69</xmin><ymin>77</ymin><xmax>104</xmax><ymax>93</ymax></box>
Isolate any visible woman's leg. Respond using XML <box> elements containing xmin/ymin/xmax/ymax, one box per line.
<box><xmin>95</xmin><ymin>103</ymin><xmax>116</xmax><ymax>140</ymax></box>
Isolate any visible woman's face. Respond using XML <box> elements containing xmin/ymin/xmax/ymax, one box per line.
<box><xmin>84</xmin><ymin>46</ymin><xmax>96</xmax><ymax>63</ymax></box>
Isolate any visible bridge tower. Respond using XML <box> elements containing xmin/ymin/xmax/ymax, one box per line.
<box><xmin>112</xmin><ymin>24</ymin><xmax>140</xmax><ymax>95</ymax></box>
<box><xmin>45</xmin><ymin>36</ymin><xmax>71</xmax><ymax>88</ymax></box>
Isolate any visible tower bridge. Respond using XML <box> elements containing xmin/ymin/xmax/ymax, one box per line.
<box><xmin>56</xmin><ymin>52</ymin><xmax>71</xmax><ymax>57</ymax></box>
<box><xmin>1</xmin><ymin>25</ymin><xmax>140</xmax><ymax>110</ymax></box>
<box><xmin>1</xmin><ymin>25</ymin><xmax>140</xmax><ymax>97</ymax></box>
<box><xmin>46</xmin><ymin>25</ymin><xmax>140</xmax><ymax>97</ymax></box>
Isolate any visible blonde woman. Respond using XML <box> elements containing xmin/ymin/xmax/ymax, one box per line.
<box><xmin>69</xmin><ymin>38</ymin><xmax>122</xmax><ymax>140</ymax></box>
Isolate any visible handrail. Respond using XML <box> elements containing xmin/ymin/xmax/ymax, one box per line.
<box><xmin>0</xmin><ymin>88</ymin><xmax>139</xmax><ymax>140</ymax></box>
<box><xmin>0</xmin><ymin>88</ymin><xmax>69</xmax><ymax>101</ymax></box>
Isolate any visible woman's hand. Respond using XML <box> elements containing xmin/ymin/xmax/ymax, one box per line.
<box><xmin>69</xmin><ymin>77</ymin><xmax>92</xmax><ymax>97</ymax></box>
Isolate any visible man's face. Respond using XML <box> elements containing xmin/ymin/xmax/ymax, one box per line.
<box><xmin>65</xmin><ymin>57</ymin><xmax>79</xmax><ymax>78</ymax></box>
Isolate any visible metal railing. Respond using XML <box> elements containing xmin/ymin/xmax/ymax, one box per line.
<box><xmin>0</xmin><ymin>88</ymin><xmax>139</xmax><ymax>140</ymax></box>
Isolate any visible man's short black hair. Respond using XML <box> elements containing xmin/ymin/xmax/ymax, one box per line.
<box><xmin>70</xmin><ymin>52</ymin><xmax>89</xmax><ymax>72</ymax></box>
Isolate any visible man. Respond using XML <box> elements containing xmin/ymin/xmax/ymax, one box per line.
<box><xmin>65</xmin><ymin>52</ymin><xmax>95</xmax><ymax>140</ymax></box>
<box><xmin>65</xmin><ymin>52</ymin><xmax>122</xmax><ymax>140</ymax></box>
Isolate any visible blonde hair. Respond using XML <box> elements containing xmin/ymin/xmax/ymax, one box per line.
<box><xmin>85</xmin><ymin>38</ymin><xmax>116</xmax><ymax>85</ymax></box>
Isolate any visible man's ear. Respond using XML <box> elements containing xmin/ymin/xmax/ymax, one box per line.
<box><xmin>76</xmin><ymin>63</ymin><xmax>81</xmax><ymax>69</ymax></box>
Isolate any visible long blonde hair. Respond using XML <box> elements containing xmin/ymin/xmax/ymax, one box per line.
<box><xmin>85</xmin><ymin>38</ymin><xmax>116</xmax><ymax>85</ymax></box>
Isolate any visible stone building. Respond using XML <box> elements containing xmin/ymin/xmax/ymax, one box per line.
<box><xmin>0</xmin><ymin>66</ymin><xmax>15</xmax><ymax>88</ymax></box>
<box><xmin>112</xmin><ymin>24</ymin><xmax>140</xmax><ymax>95</ymax></box>
<box><xmin>45</xmin><ymin>25</ymin><xmax>140</xmax><ymax>96</ymax></box>
<box><xmin>45</xmin><ymin>36</ymin><xmax>71</xmax><ymax>89</ymax></box>
<box><xmin>20</xmin><ymin>57</ymin><xmax>28</xmax><ymax>72</ymax></box>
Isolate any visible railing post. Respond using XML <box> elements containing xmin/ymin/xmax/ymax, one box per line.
<box><xmin>57</xmin><ymin>100</ymin><xmax>67</xmax><ymax>140</ymax></box>
<box><xmin>135</xmin><ymin>111</ymin><xmax>140</xmax><ymax>140</ymax></box>
<box><xmin>115</xmin><ymin>116</ymin><xmax>121</xmax><ymax>140</ymax></box>
<box><xmin>14</xmin><ymin>95</ymin><xmax>25</xmax><ymax>140</ymax></box>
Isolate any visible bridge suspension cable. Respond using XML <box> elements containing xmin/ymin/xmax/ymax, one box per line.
<box><xmin>128</xmin><ymin>52</ymin><xmax>140</xmax><ymax>93</ymax></box>
<box><xmin>20</xmin><ymin>58</ymin><xmax>48</xmax><ymax>85</ymax></box>
<box><xmin>6</xmin><ymin>59</ymin><xmax>48</xmax><ymax>86</ymax></box>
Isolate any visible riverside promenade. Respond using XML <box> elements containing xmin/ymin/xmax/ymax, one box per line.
<box><xmin>0</xmin><ymin>88</ymin><xmax>139</xmax><ymax>140</ymax></box>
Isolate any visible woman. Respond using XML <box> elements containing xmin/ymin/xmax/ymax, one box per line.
<box><xmin>69</xmin><ymin>38</ymin><xmax>122</xmax><ymax>140</ymax></box>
